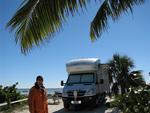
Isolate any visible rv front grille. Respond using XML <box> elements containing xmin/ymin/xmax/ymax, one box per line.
<box><xmin>67</xmin><ymin>91</ymin><xmax>86</xmax><ymax>97</ymax></box>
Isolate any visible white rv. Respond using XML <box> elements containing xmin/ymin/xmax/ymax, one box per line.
<box><xmin>61</xmin><ymin>58</ymin><xmax>110</xmax><ymax>109</ymax></box>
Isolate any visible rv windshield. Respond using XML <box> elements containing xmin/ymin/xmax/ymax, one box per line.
<box><xmin>67</xmin><ymin>73</ymin><xmax>94</xmax><ymax>84</ymax></box>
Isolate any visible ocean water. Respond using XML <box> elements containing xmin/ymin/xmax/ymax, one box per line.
<box><xmin>17</xmin><ymin>88</ymin><xmax>63</xmax><ymax>95</ymax></box>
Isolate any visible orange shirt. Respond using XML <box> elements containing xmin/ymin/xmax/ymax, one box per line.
<box><xmin>28</xmin><ymin>86</ymin><xmax>48</xmax><ymax>113</ymax></box>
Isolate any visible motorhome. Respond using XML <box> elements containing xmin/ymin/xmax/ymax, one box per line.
<box><xmin>61</xmin><ymin>58</ymin><xmax>110</xmax><ymax>109</ymax></box>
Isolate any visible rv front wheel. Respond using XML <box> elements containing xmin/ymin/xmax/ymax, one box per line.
<box><xmin>64</xmin><ymin>101</ymin><xmax>70</xmax><ymax>110</ymax></box>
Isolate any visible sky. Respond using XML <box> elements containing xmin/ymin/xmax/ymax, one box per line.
<box><xmin>0</xmin><ymin>0</ymin><xmax>150</xmax><ymax>88</ymax></box>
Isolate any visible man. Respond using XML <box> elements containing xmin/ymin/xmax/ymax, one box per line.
<box><xmin>28</xmin><ymin>75</ymin><xmax>48</xmax><ymax>113</ymax></box>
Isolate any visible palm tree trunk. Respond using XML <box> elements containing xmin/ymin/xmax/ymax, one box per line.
<box><xmin>120</xmin><ymin>83</ymin><xmax>126</xmax><ymax>94</ymax></box>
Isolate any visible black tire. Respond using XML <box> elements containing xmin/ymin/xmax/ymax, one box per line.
<box><xmin>64</xmin><ymin>101</ymin><xmax>70</xmax><ymax>110</ymax></box>
<box><xmin>92</xmin><ymin>96</ymin><xmax>99</xmax><ymax>107</ymax></box>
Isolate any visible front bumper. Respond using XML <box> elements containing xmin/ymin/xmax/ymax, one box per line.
<box><xmin>62</xmin><ymin>96</ymin><xmax>96</xmax><ymax>105</ymax></box>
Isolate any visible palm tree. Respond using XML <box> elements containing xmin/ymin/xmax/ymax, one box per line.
<box><xmin>7</xmin><ymin>0</ymin><xmax>145</xmax><ymax>54</ymax></box>
<box><xmin>128</xmin><ymin>70</ymin><xmax>145</xmax><ymax>87</ymax></box>
<box><xmin>108</xmin><ymin>54</ymin><xmax>134</xmax><ymax>94</ymax></box>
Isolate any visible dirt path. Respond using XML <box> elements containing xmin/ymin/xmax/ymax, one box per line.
<box><xmin>0</xmin><ymin>99</ymin><xmax>119</xmax><ymax>113</ymax></box>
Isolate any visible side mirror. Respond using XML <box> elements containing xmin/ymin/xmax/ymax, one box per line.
<box><xmin>100</xmin><ymin>79</ymin><xmax>104</xmax><ymax>84</ymax></box>
<box><xmin>61</xmin><ymin>80</ymin><xmax>64</xmax><ymax>86</ymax></box>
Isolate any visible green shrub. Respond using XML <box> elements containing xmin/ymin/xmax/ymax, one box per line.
<box><xmin>110</xmin><ymin>85</ymin><xmax>150</xmax><ymax>113</ymax></box>
<box><xmin>0</xmin><ymin>85</ymin><xmax>5</xmax><ymax>103</ymax></box>
<box><xmin>0</xmin><ymin>83</ymin><xmax>25</xmax><ymax>108</ymax></box>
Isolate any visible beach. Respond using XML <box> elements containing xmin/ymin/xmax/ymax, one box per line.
<box><xmin>0</xmin><ymin>98</ymin><xmax>119</xmax><ymax>113</ymax></box>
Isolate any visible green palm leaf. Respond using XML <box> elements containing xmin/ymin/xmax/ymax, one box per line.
<box><xmin>90</xmin><ymin>0</ymin><xmax>145</xmax><ymax>40</ymax></box>
<box><xmin>7</xmin><ymin>0</ymin><xmax>145</xmax><ymax>54</ymax></box>
<box><xmin>129</xmin><ymin>70</ymin><xmax>145</xmax><ymax>87</ymax></box>
<box><xmin>7</xmin><ymin>0</ymin><xmax>88</xmax><ymax>54</ymax></box>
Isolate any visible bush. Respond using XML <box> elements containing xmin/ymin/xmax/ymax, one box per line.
<box><xmin>0</xmin><ymin>85</ymin><xmax>5</xmax><ymax>103</ymax></box>
<box><xmin>0</xmin><ymin>83</ymin><xmax>24</xmax><ymax>104</ymax></box>
<box><xmin>110</xmin><ymin>85</ymin><xmax>150</xmax><ymax>113</ymax></box>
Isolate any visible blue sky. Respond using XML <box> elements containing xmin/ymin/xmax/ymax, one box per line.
<box><xmin>0</xmin><ymin>0</ymin><xmax>150</xmax><ymax>88</ymax></box>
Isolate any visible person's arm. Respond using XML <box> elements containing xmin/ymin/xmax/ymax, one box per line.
<box><xmin>28</xmin><ymin>88</ymin><xmax>35</xmax><ymax>113</ymax></box>
<box><xmin>45</xmin><ymin>102</ymin><xmax>48</xmax><ymax>113</ymax></box>
<box><xmin>44</xmin><ymin>90</ymin><xmax>48</xmax><ymax>113</ymax></box>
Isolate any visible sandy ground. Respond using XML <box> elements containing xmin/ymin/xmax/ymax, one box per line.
<box><xmin>0</xmin><ymin>98</ymin><xmax>119</xmax><ymax>113</ymax></box>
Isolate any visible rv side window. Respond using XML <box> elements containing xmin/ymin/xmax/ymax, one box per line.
<box><xmin>95</xmin><ymin>74</ymin><xmax>98</xmax><ymax>84</ymax></box>
<box><xmin>100</xmin><ymin>79</ymin><xmax>104</xmax><ymax>84</ymax></box>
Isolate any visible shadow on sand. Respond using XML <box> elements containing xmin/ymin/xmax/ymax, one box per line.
<box><xmin>53</xmin><ymin>104</ymin><xmax>108</xmax><ymax>113</ymax></box>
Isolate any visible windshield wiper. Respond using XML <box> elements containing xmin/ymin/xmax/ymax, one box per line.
<box><xmin>83</xmin><ymin>83</ymin><xmax>92</xmax><ymax>85</ymax></box>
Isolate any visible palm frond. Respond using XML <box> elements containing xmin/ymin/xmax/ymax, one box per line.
<box><xmin>7</xmin><ymin>0</ymin><xmax>88</xmax><ymax>54</ymax></box>
<box><xmin>129</xmin><ymin>70</ymin><xmax>146</xmax><ymax>86</ymax></box>
<box><xmin>7</xmin><ymin>0</ymin><xmax>145</xmax><ymax>54</ymax></box>
<box><xmin>108</xmin><ymin>54</ymin><xmax>134</xmax><ymax>82</ymax></box>
<box><xmin>90</xmin><ymin>0</ymin><xmax>145</xmax><ymax>40</ymax></box>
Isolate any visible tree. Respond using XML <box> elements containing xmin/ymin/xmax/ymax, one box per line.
<box><xmin>128</xmin><ymin>70</ymin><xmax>145</xmax><ymax>87</ymax></box>
<box><xmin>0</xmin><ymin>83</ymin><xmax>23</xmax><ymax>108</ymax></box>
<box><xmin>110</xmin><ymin>85</ymin><xmax>150</xmax><ymax>113</ymax></box>
<box><xmin>7</xmin><ymin>0</ymin><xmax>145</xmax><ymax>54</ymax></box>
<box><xmin>108</xmin><ymin>54</ymin><xmax>134</xmax><ymax>94</ymax></box>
